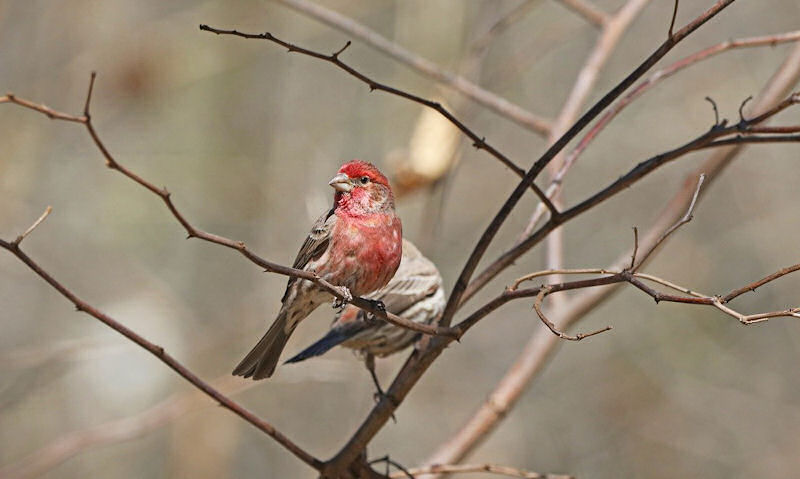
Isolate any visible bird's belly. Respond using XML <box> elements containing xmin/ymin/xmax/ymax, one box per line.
<box><xmin>318</xmin><ymin>225</ymin><xmax>401</xmax><ymax>296</ymax></box>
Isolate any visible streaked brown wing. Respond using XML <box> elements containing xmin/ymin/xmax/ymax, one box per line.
<box><xmin>282</xmin><ymin>207</ymin><xmax>336</xmax><ymax>302</ymax></box>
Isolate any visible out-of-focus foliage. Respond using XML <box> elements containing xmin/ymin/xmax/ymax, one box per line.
<box><xmin>1</xmin><ymin>1</ymin><xmax>799</xmax><ymax>478</ymax></box>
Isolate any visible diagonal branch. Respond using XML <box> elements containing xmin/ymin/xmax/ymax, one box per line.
<box><xmin>424</xmin><ymin>41</ymin><xmax>800</xmax><ymax>468</ymax></box>
<box><xmin>520</xmin><ymin>29</ymin><xmax>800</xmax><ymax>240</ymax></box>
<box><xmin>270</xmin><ymin>0</ymin><xmax>553</xmax><ymax>135</ymax></box>
<box><xmin>331</xmin><ymin>72</ymin><xmax>796</xmax><ymax>479</ymax></box>
<box><xmin>0</xmin><ymin>79</ymin><xmax>458</xmax><ymax>341</ymax></box>
<box><xmin>555</xmin><ymin>0</ymin><xmax>610</xmax><ymax>27</ymax></box>
<box><xmin>543</xmin><ymin>0</ymin><xmax>652</xmax><ymax>299</ymax></box>
<box><xmin>0</xmin><ymin>376</ymin><xmax>257</xmax><ymax>479</ymax></box>
<box><xmin>391</xmin><ymin>462</ymin><xmax>573</xmax><ymax>478</ymax></box>
<box><xmin>463</xmin><ymin>91</ymin><xmax>799</xmax><ymax>308</ymax></box>
<box><xmin>0</xmin><ymin>232</ymin><xmax>322</xmax><ymax>470</ymax></box>
<box><xmin>197</xmin><ymin>24</ymin><xmax>559</xmax><ymax>218</ymax></box>
<box><xmin>440</xmin><ymin>0</ymin><xmax>737</xmax><ymax>331</ymax></box>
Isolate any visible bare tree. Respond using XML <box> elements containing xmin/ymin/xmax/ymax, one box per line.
<box><xmin>2</xmin><ymin>1</ymin><xmax>800</xmax><ymax>478</ymax></box>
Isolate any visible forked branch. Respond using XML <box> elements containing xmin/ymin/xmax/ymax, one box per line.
<box><xmin>0</xmin><ymin>79</ymin><xmax>458</xmax><ymax>341</ymax></box>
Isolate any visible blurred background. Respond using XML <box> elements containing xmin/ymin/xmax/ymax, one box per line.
<box><xmin>1</xmin><ymin>1</ymin><xmax>799</xmax><ymax>478</ymax></box>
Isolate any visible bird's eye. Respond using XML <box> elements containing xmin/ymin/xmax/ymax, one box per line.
<box><xmin>360</xmin><ymin>176</ymin><xmax>370</xmax><ymax>185</ymax></box>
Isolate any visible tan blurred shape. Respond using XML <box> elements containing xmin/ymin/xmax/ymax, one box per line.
<box><xmin>389</xmin><ymin>98</ymin><xmax>461</xmax><ymax>196</ymax></box>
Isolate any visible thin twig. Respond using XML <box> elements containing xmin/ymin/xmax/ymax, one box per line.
<box><xmin>668</xmin><ymin>0</ymin><xmax>679</xmax><ymax>38</ymax></box>
<box><xmin>630</xmin><ymin>227</ymin><xmax>639</xmax><ymax>269</ymax></box>
<box><xmin>12</xmin><ymin>206</ymin><xmax>52</xmax><ymax>246</ymax></box>
<box><xmin>722</xmin><ymin>263</ymin><xmax>800</xmax><ymax>303</ymax></box>
<box><xmin>466</xmin><ymin>92</ymin><xmax>799</xmax><ymax>307</ymax></box>
<box><xmin>391</xmin><ymin>462</ymin><xmax>573</xmax><ymax>478</ymax></box>
<box><xmin>425</xmin><ymin>40</ymin><xmax>800</xmax><ymax>464</ymax></box>
<box><xmin>533</xmin><ymin>287</ymin><xmax>613</xmax><ymax>341</ymax></box>
<box><xmin>555</xmin><ymin>0</ymin><xmax>609</xmax><ymax>27</ymax></box>
<box><xmin>442</xmin><ymin>0</ymin><xmax>737</xmax><ymax>331</ymax></box>
<box><xmin>469</xmin><ymin>0</ymin><xmax>542</xmax><ymax>56</ymax></box>
<box><xmin>519</xmin><ymin>29</ymin><xmax>800</xmax><ymax>241</ymax></box>
<box><xmin>633</xmin><ymin>173</ymin><xmax>705</xmax><ymax>270</ymax></box>
<box><xmin>370</xmin><ymin>456</ymin><xmax>415</xmax><ymax>479</ymax></box>
<box><xmin>270</xmin><ymin>0</ymin><xmax>552</xmax><ymax>135</ymax></box>
<box><xmin>510</xmin><ymin>268</ymin><xmax>616</xmax><ymax>291</ymax></box>
<box><xmin>543</xmin><ymin>0</ymin><xmax>651</xmax><ymax>288</ymax></box>
<box><xmin>424</xmin><ymin>41</ymin><xmax>800</xmax><ymax>468</ymax></box>
<box><xmin>198</xmin><ymin>24</ymin><xmax>559</xmax><ymax>218</ymax></box>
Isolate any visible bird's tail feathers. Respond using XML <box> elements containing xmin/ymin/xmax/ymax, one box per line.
<box><xmin>233</xmin><ymin>311</ymin><xmax>295</xmax><ymax>380</ymax></box>
<box><xmin>284</xmin><ymin>323</ymin><xmax>367</xmax><ymax>364</ymax></box>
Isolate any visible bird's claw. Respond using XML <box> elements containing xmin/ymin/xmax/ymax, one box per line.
<box><xmin>367</xmin><ymin>299</ymin><xmax>386</xmax><ymax>314</ymax></box>
<box><xmin>372</xmin><ymin>389</ymin><xmax>398</xmax><ymax>423</ymax></box>
<box><xmin>332</xmin><ymin>286</ymin><xmax>353</xmax><ymax>309</ymax></box>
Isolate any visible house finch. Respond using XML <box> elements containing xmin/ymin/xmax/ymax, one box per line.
<box><xmin>285</xmin><ymin>239</ymin><xmax>445</xmax><ymax>394</ymax></box>
<box><xmin>233</xmin><ymin>160</ymin><xmax>402</xmax><ymax>380</ymax></box>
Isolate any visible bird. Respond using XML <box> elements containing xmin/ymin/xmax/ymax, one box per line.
<box><xmin>233</xmin><ymin>160</ymin><xmax>403</xmax><ymax>380</ymax></box>
<box><xmin>285</xmin><ymin>239</ymin><xmax>445</xmax><ymax>395</ymax></box>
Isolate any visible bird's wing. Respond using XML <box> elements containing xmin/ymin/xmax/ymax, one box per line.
<box><xmin>282</xmin><ymin>207</ymin><xmax>337</xmax><ymax>302</ymax></box>
<box><xmin>362</xmin><ymin>239</ymin><xmax>443</xmax><ymax>315</ymax></box>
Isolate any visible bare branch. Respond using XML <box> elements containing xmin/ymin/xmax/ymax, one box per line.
<box><xmin>0</xmin><ymin>239</ymin><xmax>323</xmax><ymax>470</ymax></box>
<box><xmin>722</xmin><ymin>263</ymin><xmax>800</xmax><ymax>303</ymax></box>
<box><xmin>198</xmin><ymin>25</ymin><xmax>559</xmax><ymax>218</ymax></box>
<box><xmin>2</xmin><ymin>80</ymin><xmax>459</xmax><ymax>341</ymax></box>
<box><xmin>0</xmin><ymin>94</ymin><xmax>85</xmax><ymax>122</ymax></box>
<box><xmin>468</xmin><ymin>1</ymin><xmax>541</xmax><ymax>56</ymax></box>
<box><xmin>510</xmin><ymin>268</ymin><xmax>615</xmax><ymax>291</ymax></box>
<box><xmin>442</xmin><ymin>0</ymin><xmax>737</xmax><ymax>331</ymax></box>
<box><xmin>668</xmin><ymin>0</ymin><xmax>679</xmax><ymax>38</ymax></box>
<box><xmin>12</xmin><ymin>206</ymin><xmax>52</xmax><ymax>246</ymax></box>
<box><xmin>555</xmin><ymin>0</ymin><xmax>609</xmax><ymax>27</ymax></box>
<box><xmin>533</xmin><ymin>287</ymin><xmax>613</xmax><ymax>341</ymax></box>
<box><xmin>544</xmin><ymin>0</ymin><xmax>652</xmax><ymax>291</ymax></box>
<box><xmin>520</xmin><ymin>29</ymin><xmax>800</xmax><ymax>240</ymax></box>
<box><xmin>270</xmin><ymin>0</ymin><xmax>553</xmax><ymax>135</ymax></box>
<box><xmin>0</xmin><ymin>376</ymin><xmax>256</xmax><ymax>479</ymax></box>
<box><xmin>424</xmin><ymin>41</ymin><xmax>800</xmax><ymax>465</ymax></box>
<box><xmin>633</xmin><ymin>173</ymin><xmax>705</xmax><ymax>270</ymax></box>
<box><xmin>465</xmin><ymin>93</ymin><xmax>799</xmax><ymax>308</ymax></box>
<box><xmin>391</xmin><ymin>462</ymin><xmax>573</xmax><ymax>478</ymax></box>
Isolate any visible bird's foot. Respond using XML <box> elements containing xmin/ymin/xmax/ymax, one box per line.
<box><xmin>366</xmin><ymin>299</ymin><xmax>386</xmax><ymax>314</ymax></box>
<box><xmin>332</xmin><ymin>286</ymin><xmax>352</xmax><ymax>309</ymax></box>
<box><xmin>372</xmin><ymin>388</ymin><xmax>399</xmax><ymax>423</ymax></box>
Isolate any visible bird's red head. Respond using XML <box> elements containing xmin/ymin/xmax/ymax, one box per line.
<box><xmin>329</xmin><ymin>160</ymin><xmax>395</xmax><ymax>215</ymax></box>
<box><xmin>337</xmin><ymin>160</ymin><xmax>390</xmax><ymax>187</ymax></box>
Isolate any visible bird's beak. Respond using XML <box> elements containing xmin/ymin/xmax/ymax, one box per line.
<box><xmin>329</xmin><ymin>173</ymin><xmax>353</xmax><ymax>192</ymax></box>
